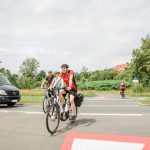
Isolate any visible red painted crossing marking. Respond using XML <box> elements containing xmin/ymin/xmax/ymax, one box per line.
<box><xmin>60</xmin><ymin>133</ymin><xmax>150</xmax><ymax>150</ymax></box>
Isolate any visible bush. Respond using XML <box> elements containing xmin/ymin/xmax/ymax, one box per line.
<box><xmin>77</xmin><ymin>80</ymin><xmax>130</xmax><ymax>91</ymax></box>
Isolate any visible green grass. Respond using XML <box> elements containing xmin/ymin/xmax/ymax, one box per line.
<box><xmin>19</xmin><ymin>89</ymin><xmax>150</xmax><ymax>104</ymax></box>
<box><xmin>19</xmin><ymin>90</ymin><xmax>98</xmax><ymax>104</ymax></box>
<box><xmin>131</xmin><ymin>93</ymin><xmax>150</xmax><ymax>97</ymax></box>
<box><xmin>138</xmin><ymin>99</ymin><xmax>150</xmax><ymax>105</ymax></box>
<box><xmin>20</xmin><ymin>96</ymin><xmax>43</xmax><ymax>104</ymax></box>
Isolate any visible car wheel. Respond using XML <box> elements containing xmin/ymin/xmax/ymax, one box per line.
<box><xmin>7</xmin><ymin>102</ymin><xmax>16</xmax><ymax>107</ymax></box>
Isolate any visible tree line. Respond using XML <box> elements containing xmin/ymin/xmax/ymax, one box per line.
<box><xmin>0</xmin><ymin>35</ymin><xmax>150</xmax><ymax>89</ymax></box>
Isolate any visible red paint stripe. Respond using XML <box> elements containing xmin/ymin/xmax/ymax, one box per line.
<box><xmin>60</xmin><ymin>132</ymin><xmax>150</xmax><ymax>150</ymax></box>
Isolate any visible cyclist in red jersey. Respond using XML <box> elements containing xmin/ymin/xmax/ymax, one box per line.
<box><xmin>119</xmin><ymin>82</ymin><xmax>126</xmax><ymax>91</ymax></box>
<box><xmin>119</xmin><ymin>81</ymin><xmax>126</xmax><ymax>98</ymax></box>
<box><xmin>51</xmin><ymin>64</ymin><xmax>77</xmax><ymax>120</ymax></box>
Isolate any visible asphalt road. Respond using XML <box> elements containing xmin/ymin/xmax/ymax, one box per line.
<box><xmin>0</xmin><ymin>94</ymin><xmax>150</xmax><ymax>150</ymax></box>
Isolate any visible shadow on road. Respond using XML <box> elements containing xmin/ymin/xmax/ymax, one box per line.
<box><xmin>54</xmin><ymin>118</ymin><xmax>96</xmax><ymax>136</ymax></box>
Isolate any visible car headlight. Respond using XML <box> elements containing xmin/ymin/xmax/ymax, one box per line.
<box><xmin>0</xmin><ymin>90</ymin><xmax>7</xmax><ymax>95</ymax></box>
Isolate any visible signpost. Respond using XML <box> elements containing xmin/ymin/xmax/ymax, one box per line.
<box><xmin>132</xmin><ymin>76</ymin><xmax>139</xmax><ymax>83</ymax></box>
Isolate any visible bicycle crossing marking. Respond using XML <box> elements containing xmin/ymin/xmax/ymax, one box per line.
<box><xmin>60</xmin><ymin>133</ymin><xmax>150</xmax><ymax>150</ymax></box>
<box><xmin>72</xmin><ymin>138</ymin><xmax>144</xmax><ymax>150</ymax></box>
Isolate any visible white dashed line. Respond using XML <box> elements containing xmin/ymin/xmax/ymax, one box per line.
<box><xmin>0</xmin><ymin>110</ymin><xmax>144</xmax><ymax>116</ymax></box>
<box><xmin>82</xmin><ymin>105</ymin><xmax>138</xmax><ymax>107</ymax></box>
<box><xmin>78</xmin><ymin>113</ymin><xmax>143</xmax><ymax>116</ymax></box>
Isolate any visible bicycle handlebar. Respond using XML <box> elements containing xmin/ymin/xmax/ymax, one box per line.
<box><xmin>50</xmin><ymin>87</ymin><xmax>76</xmax><ymax>95</ymax></box>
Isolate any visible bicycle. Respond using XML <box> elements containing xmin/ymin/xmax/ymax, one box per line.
<box><xmin>120</xmin><ymin>90</ymin><xmax>125</xmax><ymax>99</ymax></box>
<box><xmin>46</xmin><ymin>88</ymin><xmax>78</xmax><ymax>134</ymax></box>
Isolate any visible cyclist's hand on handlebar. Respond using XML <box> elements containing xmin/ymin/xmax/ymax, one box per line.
<box><xmin>49</xmin><ymin>85</ymin><xmax>54</xmax><ymax>90</ymax></box>
<box><xmin>66</xmin><ymin>87</ymin><xmax>72</xmax><ymax>91</ymax></box>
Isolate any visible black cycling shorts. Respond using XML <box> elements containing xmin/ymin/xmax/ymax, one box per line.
<box><xmin>63</xmin><ymin>88</ymin><xmax>77</xmax><ymax>97</ymax></box>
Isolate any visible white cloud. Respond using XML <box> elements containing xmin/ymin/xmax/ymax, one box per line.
<box><xmin>0</xmin><ymin>0</ymin><xmax>150</xmax><ymax>73</ymax></box>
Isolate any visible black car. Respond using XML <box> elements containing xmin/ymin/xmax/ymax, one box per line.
<box><xmin>0</xmin><ymin>73</ymin><xmax>21</xmax><ymax>106</ymax></box>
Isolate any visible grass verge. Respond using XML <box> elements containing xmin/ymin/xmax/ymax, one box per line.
<box><xmin>19</xmin><ymin>89</ymin><xmax>150</xmax><ymax>104</ymax></box>
<box><xmin>19</xmin><ymin>89</ymin><xmax>98</xmax><ymax>104</ymax></box>
<box><xmin>137</xmin><ymin>98</ymin><xmax>150</xmax><ymax>106</ymax></box>
<box><xmin>19</xmin><ymin>96</ymin><xmax>43</xmax><ymax>104</ymax></box>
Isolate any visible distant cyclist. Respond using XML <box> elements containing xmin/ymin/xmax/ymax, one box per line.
<box><xmin>41</xmin><ymin>71</ymin><xmax>54</xmax><ymax>89</ymax></box>
<box><xmin>50</xmin><ymin>64</ymin><xmax>77</xmax><ymax>121</ymax></box>
<box><xmin>119</xmin><ymin>81</ymin><xmax>126</xmax><ymax>98</ymax></box>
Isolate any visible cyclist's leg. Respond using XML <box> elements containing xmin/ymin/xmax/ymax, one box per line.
<box><xmin>59</xmin><ymin>89</ymin><xmax>66</xmax><ymax>105</ymax></box>
<box><xmin>69</xmin><ymin>94</ymin><xmax>76</xmax><ymax>116</ymax></box>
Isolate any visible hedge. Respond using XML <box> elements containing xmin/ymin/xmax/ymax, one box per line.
<box><xmin>76</xmin><ymin>80</ymin><xmax>130</xmax><ymax>90</ymax></box>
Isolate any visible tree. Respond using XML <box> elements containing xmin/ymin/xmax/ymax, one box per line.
<box><xmin>132</xmin><ymin>35</ymin><xmax>150</xmax><ymax>86</ymax></box>
<box><xmin>19</xmin><ymin>58</ymin><xmax>40</xmax><ymax>89</ymax></box>
<box><xmin>74</xmin><ymin>72</ymin><xmax>80</xmax><ymax>81</ymax></box>
<box><xmin>9</xmin><ymin>74</ymin><xmax>19</xmax><ymax>87</ymax></box>
<box><xmin>80</xmin><ymin>66</ymin><xmax>89</xmax><ymax>81</ymax></box>
<box><xmin>115</xmin><ymin>69</ymin><xmax>132</xmax><ymax>82</ymax></box>
<box><xmin>89</xmin><ymin>71</ymin><xmax>100</xmax><ymax>81</ymax></box>
<box><xmin>35</xmin><ymin>70</ymin><xmax>46</xmax><ymax>81</ymax></box>
<box><xmin>81</xmin><ymin>66</ymin><xmax>88</xmax><ymax>73</ymax></box>
<box><xmin>19</xmin><ymin>58</ymin><xmax>40</xmax><ymax>78</ymax></box>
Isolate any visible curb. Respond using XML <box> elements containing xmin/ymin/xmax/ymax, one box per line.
<box><xmin>136</xmin><ymin>100</ymin><xmax>150</xmax><ymax>106</ymax></box>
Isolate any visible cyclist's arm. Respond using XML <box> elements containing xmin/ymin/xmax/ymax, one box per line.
<box><xmin>41</xmin><ymin>79</ymin><xmax>47</xmax><ymax>88</ymax></box>
<box><xmin>69</xmin><ymin>75</ymin><xmax>73</xmax><ymax>88</ymax></box>
<box><xmin>51</xmin><ymin>77</ymin><xmax>61</xmax><ymax>88</ymax></box>
<box><xmin>50</xmin><ymin>77</ymin><xmax>58</xmax><ymax>88</ymax></box>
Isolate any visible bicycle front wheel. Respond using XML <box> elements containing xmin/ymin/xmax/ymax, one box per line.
<box><xmin>46</xmin><ymin>104</ymin><xmax>60</xmax><ymax>134</ymax></box>
<box><xmin>43</xmin><ymin>96</ymin><xmax>49</xmax><ymax>113</ymax></box>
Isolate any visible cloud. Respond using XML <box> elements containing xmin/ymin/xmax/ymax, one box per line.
<box><xmin>0</xmin><ymin>0</ymin><xmax>150</xmax><ymax>73</ymax></box>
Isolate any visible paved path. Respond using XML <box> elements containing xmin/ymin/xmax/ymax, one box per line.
<box><xmin>0</xmin><ymin>94</ymin><xmax>150</xmax><ymax>150</ymax></box>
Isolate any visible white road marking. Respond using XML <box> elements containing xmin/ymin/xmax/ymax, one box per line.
<box><xmin>0</xmin><ymin>110</ymin><xmax>43</xmax><ymax>115</ymax></box>
<box><xmin>72</xmin><ymin>138</ymin><xmax>144</xmax><ymax>150</ymax></box>
<box><xmin>25</xmin><ymin>111</ymin><xmax>43</xmax><ymax>114</ymax></box>
<box><xmin>86</xmin><ymin>97</ymin><xmax>105</xmax><ymax>99</ymax></box>
<box><xmin>79</xmin><ymin>113</ymin><xmax>143</xmax><ymax>116</ymax></box>
<box><xmin>83</xmin><ymin>105</ymin><xmax>138</xmax><ymax>107</ymax></box>
<box><xmin>85</xmin><ymin>99</ymin><xmax>137</xmax><ymax>101</ymax></box>
<box><xmin>0</xmin><ymin>110</ymin><xmax>144</xmax><ymax>116</ymax></box>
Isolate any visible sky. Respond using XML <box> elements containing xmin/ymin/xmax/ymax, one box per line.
<box><xmin>0</xmin><ymin>0</ymin><xmax>150</xmax><ymax>73</ymax></box>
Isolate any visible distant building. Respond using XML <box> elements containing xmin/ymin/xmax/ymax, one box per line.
<box><xmin>113</xmin><ymin>63</ymin><xmax>128</xmax><ymax>72</ymax></box>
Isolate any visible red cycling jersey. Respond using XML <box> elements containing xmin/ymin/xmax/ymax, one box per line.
<box><xmin>59</xmin><ymin>70</ymin><xmax>76</xmax><ymax>89</ymax></box>
<box><xmin>119</xmin><ymin>83</ymin><xmax>126</xmax><ymax>90</ymax></box>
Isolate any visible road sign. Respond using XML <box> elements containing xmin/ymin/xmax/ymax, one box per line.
<box><xmin>60</xmin><ymin>133</ymin><xmax>150</xmax><ymax>150</ymax></box>
<box><xmin>132</xmin><ymin>76</ymin><xmax>139</xmax><ymax>83</ymax></box>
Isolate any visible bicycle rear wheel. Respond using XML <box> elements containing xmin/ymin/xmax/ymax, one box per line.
<box><xmin>120</xmin><ymin>91</ymin><xmax>125</xmax><ymax>99</ymax></box>
<box><xmin>46</xmin><ymin>104</ymin><xmax>60</xmax><ymax>134</ymax></box>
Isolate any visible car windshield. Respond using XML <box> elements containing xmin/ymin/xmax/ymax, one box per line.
<box><xmin>0</xmin><ymin>74</ymin><xmax>11</xmax><ymax>86</ymax></box>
